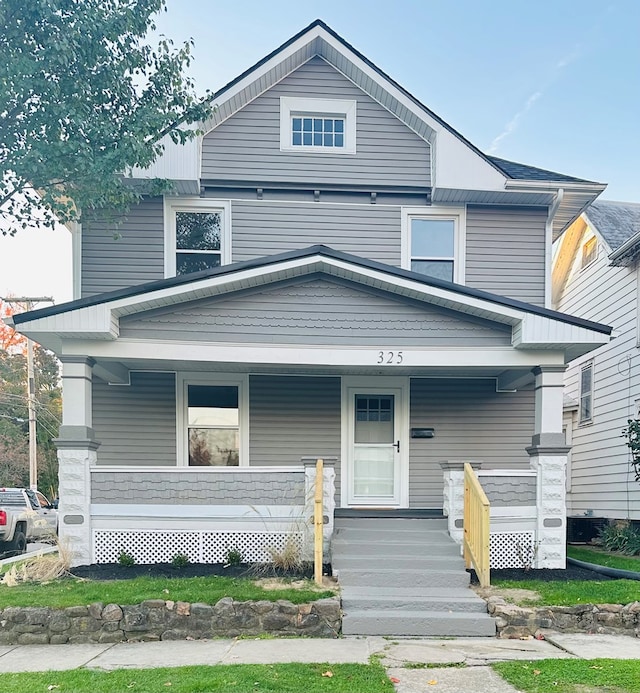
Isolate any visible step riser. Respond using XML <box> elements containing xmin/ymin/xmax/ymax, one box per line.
<box><xmin>331</xmin><ymin>543</ymin><xmax>460</xmax><ymax>558</ymax></box>
<box><xmin>333</xmin><ymin>529</ymin><xmax>452</xmax><ymax>543</ymax></box>
<box><xmin>336</xmin><ymin>570</ymin><xmax>471</xmax><ymax>588</ymax></box>
<box><xmin>334</xmin><ymin>518</ymin><xmax>448</xmax><ymax>530</ymax></box>
<box><xmin>333</xmin><ymin>556</ymin><xmax>465</xmax><ymax>571</ymax></box>
<box><xmin>342</xmin><ymin>598</ymin><xmax>488</xmax><ymax>613</ymax></box>
<box><xmin>342</xmin><ymin>615</ymin><xmax>496</xmax><ymax>637</ymax></box>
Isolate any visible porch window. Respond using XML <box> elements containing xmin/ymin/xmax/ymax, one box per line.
<box><xmin>177</xmin><ymin>374</ymin><xmax>248</xmax><ymax>466</ymax></box>
<box><xmin>188</xmin><ymin>385</ymin><xmax>239</xmax><ymax>466</ymax></box>
<box><xmin>579</xmin><ymin>361</ymin><xmax>594</xmax><ymax>424</ymax></box>
<box><xmin>401</xmin><ymin>207</ymin><xmax>465</xmax><ymax>283</ymax></box>
<box><xmin>164</xmin><ymin>198</ymin><xmax>231</xmax><ymax>277</ymax></box>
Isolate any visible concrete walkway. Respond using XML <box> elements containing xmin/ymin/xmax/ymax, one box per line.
<box><xmin>0</xmin><ymin>633</ymin><xmax>638</xmax><ymax>692</ymax></box>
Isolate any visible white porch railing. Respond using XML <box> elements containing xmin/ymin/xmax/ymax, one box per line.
<box><xmin>442</xmin><ymin>456</ymin><xmax>566</xmax><ymax>569</ymax></box>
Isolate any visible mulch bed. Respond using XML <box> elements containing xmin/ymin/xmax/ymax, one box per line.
<box><xmin>71</xmin><ymin>562</ymin><xmax>331</xmax><ymax>581</ymax></box>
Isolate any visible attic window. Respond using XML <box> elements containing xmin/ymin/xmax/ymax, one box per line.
<box><xmin>581</xmin><ymin>236</ymin><xmax>597</xmax><ymax>269</ymax></box>
<box><xmin>280</xmin><ymin>97</ymin><xmax>356</xmax><ymax>154</ymax></box>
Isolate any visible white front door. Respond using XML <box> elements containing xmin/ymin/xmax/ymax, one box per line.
<box><xmin>343</xmin><ymin>377</ymin><xmax>408</xmax><ymax>507</ymax></box>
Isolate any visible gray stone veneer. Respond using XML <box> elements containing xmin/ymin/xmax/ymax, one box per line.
<box><xmin>480</xmin><ymin>476</ymin><xmax>537</xmax><ymax>507</ymax></box>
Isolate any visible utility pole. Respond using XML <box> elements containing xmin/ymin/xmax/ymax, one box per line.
<box><xmin>1</xmin><ymin>296</ymin><xmax>54</xmax><ymax>490</ymax></box>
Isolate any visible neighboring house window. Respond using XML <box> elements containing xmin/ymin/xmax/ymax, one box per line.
<box><xmin>581</xmin><ymin>236</ymin><xmax>597</xmax><ymax>269</ymax></box>
<box><xmin>164</xmin><ymin>198</ymin><xmax>231</xmax><ymax>277</ymax></box>
<box><xmin>401</xmin><ymin>207</ymin><xmax>466</xmax><ymax>283</ymax></box>
<box><xmin>177</xmin><ymin>374</ymin><xmax>248</xmax><ymax>466</ymax></box>
<box><xmin>579</xmin><ymin>361</ymin><xmax>594</xmax><ymax>424</ymax></box>
<box><xmin>280</xmin><ymin>97</ymin><xmax>356</xmax><ymax>154</ymax></box>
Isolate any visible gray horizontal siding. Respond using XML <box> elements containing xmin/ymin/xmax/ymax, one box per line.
<box><xmin>92</xmin><ymin>372</ymin><xmax>176</xmax><ymax>466</ymax></box>
<box><xmin>82</xmin><ymin>197</ymin><xmax>165</xmax><ymax>297</ymax></box>
<box><xmin>231</xmin><ymin>200</ymin><xmax>401</xmax><ymax>266</ymax></box>
<box><xmin>465</xmin><ymin>206</ymin><xmax>547</xmax><ymax>306</ymax></box>
<box><xmin>119</xmin><ymin>277</ymin><xmax>512</xmax><ymax>346</ymax></box>
<box><xmin>91</xmin><ymin>470</ymin><xmax>304</xmax><ymax>505</ymax></box>
<box><xmin>409</xmin><ymin>379</ymin><xmax>534</xmax><ymax>508</ymax></box>
<box><xmin>202</xmin><ymin>56</ymin><xmax>430</xmax><ymax>188</ymax></box>
<box><xmin>249</xmin><ymin>375</ymin><xmax>341</xmax><ymax>500</ymax></box>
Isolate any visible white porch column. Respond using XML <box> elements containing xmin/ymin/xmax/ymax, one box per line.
<box><xmin>527</xmin><ymin>365</ymin><xmax>569</xmax><ymax>569</ymax></box>
<box><xmin>54</xmin><ymin>356</ymin><xmax>99</xmax><ymax>567</ymax></box>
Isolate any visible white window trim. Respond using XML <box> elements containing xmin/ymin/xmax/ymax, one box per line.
<box><xmin>164</xmin><ymin>197</ymin><xmax>232</xmax><ymax>278</ymax></box>
<box><xmin>279</xmin><ymin>97</ymin><xmax>357</xmax><ymax>154</ymax></box>
<box><xmin>580</xmin><ymin>235</ymin><xmax>598</xmax><ymax>270</ymax></box>
<box><xmin>401</xmin><ymin>206</ymin><xmax>466</xmax><ymax>284</ymax></box>
<box><xmin>176</xmin><ymin>373</ymin><xmax>249</xmax><ymax>467</ymax></box>
<box><xmin>578</xmin><ymin>360</ymin><xmax>594</xmax><ymax>425</ymax></box>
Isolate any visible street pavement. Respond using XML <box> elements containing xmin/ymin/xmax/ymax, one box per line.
<box><xmin>0</xmin><ymin>633</ymin><xmax>638</xmax><ymax>692</ymax></box>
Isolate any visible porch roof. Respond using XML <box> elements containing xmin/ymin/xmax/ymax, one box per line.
<box><xmin>8</xmin><ymin>246</ymin><xmax>611</xmax><ymax>374</ymax></box>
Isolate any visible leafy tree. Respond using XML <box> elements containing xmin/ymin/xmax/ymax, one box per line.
<box><xmin>0</xmin><ymin>0</ymin><xmax>213</xmax><ymax>233</ymax></box>
<box><xmin>622</xmin><ymin>419</ymin><xmax>640</xmax><ymax>483</ymax></box>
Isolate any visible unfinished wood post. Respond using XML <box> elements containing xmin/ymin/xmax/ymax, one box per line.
<box><xmin>314</xmin><ymin>458</ymin><xmax>324</xmax><ymax>585</ymax></box>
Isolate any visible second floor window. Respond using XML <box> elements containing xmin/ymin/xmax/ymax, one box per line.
<box><xmin>165</xmin><ymin>199</ymin><xmax>231</xmax><ymax>277</ymax></box>
<box><xmin>176</xmin><ymin>211</ymin><xmax>222</xmax><ymax>274</ymax></box>
<box><xmin>579</xmin><ymin>361</ymin><xmax>594</xmax><ymax>424</ymax></box>
<box><xmin>402</xmin><ymin>207</ymin><xmax>465</xmax><ymax>283</ymax></box>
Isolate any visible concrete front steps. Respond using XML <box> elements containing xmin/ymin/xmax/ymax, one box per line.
<box><xmin>332</xmin><ymin>516</ymin><xmax>495</xmax><ymax>636</ymax></box>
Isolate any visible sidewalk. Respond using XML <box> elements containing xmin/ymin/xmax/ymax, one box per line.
<box><xmin>0</xmin><ymin>633</ymin><xmax>638</xmax><ymax>692</ymax></box>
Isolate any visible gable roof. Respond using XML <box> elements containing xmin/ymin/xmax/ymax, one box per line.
<box><xmin>584</xmin><ymin>201</ymin><xmax>640</xmax><ymax>266</ymax></box>
<box><xmin>135</xmin><ymin>20</ymin><xmax>605</xmax><ymax>236</ymax></box>
<box><xmin>11</xmin><ymin>244</ymin><xmax>611</xmax><ymax>343</ymax></box>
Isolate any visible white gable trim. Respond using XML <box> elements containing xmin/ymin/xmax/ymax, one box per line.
<box><xmin>13</xmin><ymin>251</ymin><xmax>609</xmax><ymax>360</ymax></box>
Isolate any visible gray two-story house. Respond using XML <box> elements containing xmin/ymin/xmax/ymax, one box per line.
<box><xmin>12</xmin><ymin>21</ymin><xmax>610</xmax><ymax>627</ymax></box>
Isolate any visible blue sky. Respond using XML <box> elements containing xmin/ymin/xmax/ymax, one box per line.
<box><xmin>1</xmin><ymin>0</ymin><xmax>638</xmax><ymax>303</ymax></box>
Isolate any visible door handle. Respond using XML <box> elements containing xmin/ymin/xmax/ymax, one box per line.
<box><xmin>395</xmin><ymin>440</ymin><xmax>400</xmax><ymax>453</ymax></box>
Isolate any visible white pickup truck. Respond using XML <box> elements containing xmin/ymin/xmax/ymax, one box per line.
<box><xmin>0</xmin><ymin>488</ymin><xmax>58</xmax><ymax>556</ymax></box>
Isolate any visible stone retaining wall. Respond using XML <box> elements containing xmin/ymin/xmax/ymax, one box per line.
<box><xmin>487</xmin><ymin>596</ymin><xmax>640</xmax><ymax>638</ymax></box>
<box><xmin>0</xmin><ymin>597</ymin><xmax>341</xmax><ymax>645</ymax></box>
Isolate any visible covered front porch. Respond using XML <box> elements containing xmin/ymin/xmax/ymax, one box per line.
<box><xmin>9</xmin><ymin>246</ymin><xmax>610</xmax><ymax>568</ymax></box>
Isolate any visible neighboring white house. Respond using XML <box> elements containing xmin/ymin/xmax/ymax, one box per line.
<box><xmin>553</xmin><ymin>200</ymin><xmax>640</xmax><ymax>522</ymax></box>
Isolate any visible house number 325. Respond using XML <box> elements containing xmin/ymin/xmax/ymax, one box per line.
<box><xmin>377</xmin><ymin>351</ymin><xmax>403</xmax><ymax>364</ymax></box>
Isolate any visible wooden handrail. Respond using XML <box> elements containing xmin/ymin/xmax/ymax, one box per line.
<box><xmin>463</xmin><ymin>462</ymin><xmax>491</xmax><ymax>587</ymax></box>
<box><xmin>314</xmin><ymin>458</ymin><xmax>324</xmax><ymax>585</ymax></box>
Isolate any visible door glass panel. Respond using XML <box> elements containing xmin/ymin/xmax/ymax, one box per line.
<box><xmin>353</xmin><ymin>393</ymin><xmax>396</xmax><ymax>498</ymax></box>
<box><xmin>353</xmin><ymin>446</ymin><xmax>394</xmax><ymax>496</ymax></box>
<box><xmin>354</xmin><ymin>396</ymin><xmax>394</xmax><ymax>443</ymax></box>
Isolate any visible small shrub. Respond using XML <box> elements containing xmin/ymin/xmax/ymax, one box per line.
<box><xmin>171</xmin><ymin>552</ymin><xmax>190</xmax><ymax>568</ymax></box>
<box><xmin>117</xmin><ymin>550</ymin><xmax>136</xmax><ymax>567</ymax></box>
<box><xmin>598</xmin><ymin>523</ymin><xmax>640</xmax><ymax>556</ymax></box>
<box><xmin>225</xmin><ymin>548</ymin><xmax>243</xmax><ymax>566</ymax></box>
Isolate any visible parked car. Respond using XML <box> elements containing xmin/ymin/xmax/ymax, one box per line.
<box><xmin>0</xmin><ymin>488</ymin><xmax>58</xmax><ymax>556</ymax></box>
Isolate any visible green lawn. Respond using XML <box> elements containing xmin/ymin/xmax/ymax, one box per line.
<box><xmin>0</xmin><ymin>575</ymin><xmax>335</xmax><ymax>609</ymax></box>
<box><xmin>0</xmin><ymin>663</ymin><xmax>394</xmax><ymax>693</ymax></box>
<box><xmin>491</xmin><ymin>578</ymin><xmax>640</xmax><ymax>606</ymax></box>
<box><xmin>494</xmin><ymin>658</ymin><xmax>640</xmax><ymax>693</ymax></box>
<box><xmin>568</xmin><ymin>545</ymin><xmax>640</xmax><ymax>573</ymax></box>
